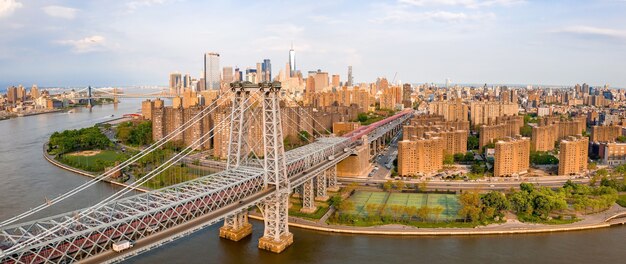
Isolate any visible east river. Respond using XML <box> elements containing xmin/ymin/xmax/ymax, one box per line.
<box><xmin>1</xmin><ymin>99</ymin><xmax>626</xmax><ymax>263</ymax></box>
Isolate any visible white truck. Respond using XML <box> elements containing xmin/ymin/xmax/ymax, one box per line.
<box><xmin>112</xmin><ymin>240</ymin><xmax>134</xmax><ymax>252</ymax></box>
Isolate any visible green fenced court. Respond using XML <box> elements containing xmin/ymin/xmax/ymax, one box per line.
<box><xmin>345</xmin><ymin>191</ymin><xmax>461</xmax><ymax>221</ymax></box>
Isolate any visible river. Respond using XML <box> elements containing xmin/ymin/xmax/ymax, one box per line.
<box><xmin>1</xmin><ymin>100</ymin><xmax>626</xmax><ymax>263</ymax></box>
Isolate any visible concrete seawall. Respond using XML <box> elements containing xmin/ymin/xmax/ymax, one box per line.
<box><xmin>248</xmin><ymin>214</ymin><xmax>626</xmax><ymax>236</ymax></box>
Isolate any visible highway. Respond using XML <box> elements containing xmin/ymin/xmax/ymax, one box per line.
<box><xmin>338</xmin><ymin>176</ymin><xmax>591</xmax><ymax>191</ymax></box>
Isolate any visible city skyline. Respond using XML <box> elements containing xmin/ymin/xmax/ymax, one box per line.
<box><xmin>1</xmin><ymin>0</ymin><xmax>626</xmax><ymax>88</ymax></box>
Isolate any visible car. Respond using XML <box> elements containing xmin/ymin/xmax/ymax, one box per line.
<box><xmin>489</xmin><ymin>184</ymin><xmax>495</xmax><ymax>187</ymax></box>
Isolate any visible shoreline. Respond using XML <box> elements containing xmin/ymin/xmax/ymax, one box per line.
<box><xmin>248</xmin><ymin>213</ymin><xmax>626</xmax><ymax>236</ymax></box>
<box><xmin>42</xmin><ymin>142</ymin><xmax>149</xmax><ymax>193</ymax></box>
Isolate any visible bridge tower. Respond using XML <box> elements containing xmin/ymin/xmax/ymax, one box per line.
<box><xmin>87</xmin><ymin>85</ymin><xmax>93</xmax><ymax>112</ymax></box>
<box><xmin>113</xmin><ymin>87</ymin><xmax>119</xmax><ymax>105</ymax></box>
<box><xmin>257</xmin><ymin>81</ymin><xmax>293</xmax><ymax>253</ymax></box>
<box><xmin>219</xmin><ymin>81</ymin><xmax>255</xmax><ymax>241</ymax></box>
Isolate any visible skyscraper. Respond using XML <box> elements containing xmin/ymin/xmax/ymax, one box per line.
<box><xmin>347</xmin><ymin>66</ymin><xmax>353</xmax><ymax>86</ymax></box>
<box><xmin>222</xmin><ymin>67</ymin><xmax>234</xmax><ymax>83</ymax></box>
<box><xmin>262</xmin><ymin>59</ymin><xmax>272</xmax><ymax>82</ymax></box>
<box><xmin>204</xmin><ymin>52</ymin><xmax>220</xmax><ymax>90</ymax></box>
<box><xmin>169</xmin><ymin>72</ymin><xmax>182</xmax><ymax>95</ymax></box>
<box><xmin>289</xmin><ymin>44</ymin><xmax>296</xmax><ymax>77</ymax></box>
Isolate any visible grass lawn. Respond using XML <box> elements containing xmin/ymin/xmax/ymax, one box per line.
<box><xmin>288</xmin><ymin>196</ymin><xmax>331</xmax><ymax>220</ymax></box>
<box><xmin>141</xmin><ymin>165</ymin><xmax>214</xmax><ymax>189</ymax></box>
<box><xmin>59</xmin><ymin>150</ymin><xmax>129</xmax><ymax>172</ymax></box>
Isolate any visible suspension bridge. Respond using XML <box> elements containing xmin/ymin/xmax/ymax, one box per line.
<box><xmin>0</xmin><ymin>81</ymin><xmax>411</xmax><ymax>263</ymax></box>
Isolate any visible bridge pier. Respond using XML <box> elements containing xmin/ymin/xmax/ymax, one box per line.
<box><xmin>315</xmin><ymin>172</ymin><xmax>329</xmax><ymax>202</ymax></box>
<box><xmin>292</xmin><ymin>185</ymin><xmax>302</xmax><ymax>198</ymax></box>
<box><xmin>327</xmin><ymin>165</ymin><xmax>339</xmax><ymax>192</ymax></box>
<box><xmin>219</xmin><ymin>212</ymin><xmax>252</xmax><ymax>241</ymax></box>
<box><xmin>300</xmin><ymin>178</ymin><xmax>316</xmax><ymax>213</ymax></box>
<box><xmin>258</xmin><ymin>192</ymin><xmax>293</xmax><ymax>253</ymax></box>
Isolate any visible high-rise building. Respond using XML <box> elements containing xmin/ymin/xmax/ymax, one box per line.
<box><xmin>559</xmin><ymin>136</ymin><xmax>588</xmax><ymax>175</ymax></box>
<box><xmin>289</xmin><ymin>44</ymin><xmax>296</xmax><ymax>77</ymax></box>
<box><xmin>494</xmin><ymin>136</ymin><xmax>530</xmax><ymax>177</ymax></box>
<box><xmin>262</xmin><ymin>59</ymin><xmax>272</xmax><ymax>82</ymax></box>
<box><xmin>234</xmin><ymin>67</ymin><xmax>242</xmax><ymax>82</ymax></box>
<box><xmin>169</xmin><ymin>72</ymin><xmax>182</xmax><ymax>95</ymax></box>
<box><xmin>469</xmin><ymin>101</ymin><xmax>518</xmax><ymax>126</ymax></box>
<box><xmin>428</xmin><ymin>99</ymin><xmax>469</xmax><ymax>122</ymax></box>
<box><xmin>590</xmin><ymin>125</ymin><xmax>621</xmax><ymax>142</ymax></box>
<box><xmin>256</xmin><ymin>63</ymin><xmax>262</xmax><ymax>83</ymax></box>
<box><xmin>204</xmin><ymin>52</ymin><xmax>220</xmax><ymax>90</ymax></box>
<box><xmin>332</xmin><ymin>75</ymin><xmax>340</xmax><ymax>88</ymax></box>
<box><xmin>347</xmin><ymin>66</ymin><xmax>353</xmax><ymax>87</ymax></box>
<box><xmin>222</xmin><ymin>67</ymin><xmax>234</xmax><ymax>84</ymax></box>
<box><xmin>30</xmin><ymin>85</ymin><xmax>39</xmax><ymax>99</ymax></box>
<box><xmin>183</xmin><ymin>74</ymin><xmax>191</xmax><ymax>89</ymax></box>
<box><xmin>402</xmin><ymin>83</ymin><xmax>412</xmax><ymax>108</ymax></box>
<box><xmin>398</xmin><ymin>136</ymin><xmax>444</xmax><ymax>176</ymax></box>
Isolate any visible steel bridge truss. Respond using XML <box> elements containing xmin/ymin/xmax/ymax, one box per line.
<box><xmin>0</xmin><ymin>167</ymin><xmax>265</xmax><ymax>263</ymax></box>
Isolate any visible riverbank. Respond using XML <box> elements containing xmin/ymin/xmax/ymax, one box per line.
<box><xmin>248</xmin><ymin>204</ymin><xmax>626</xmax><ymax>236</ymax></box>
<box><xmin>42</xmin><ymin>142</ymin><xmax>149</xmax><ymax>193</ymax></box>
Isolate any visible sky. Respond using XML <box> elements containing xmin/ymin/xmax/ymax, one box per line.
<box><xmin>1</xmin><ymin>0</ymin><xmax>626</xmax><ymax>88</ymax></box>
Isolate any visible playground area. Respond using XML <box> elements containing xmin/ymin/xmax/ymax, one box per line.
<box><xmin>345</xmin><ymin>191</ymin><xmax>461</xmax><ymax>221</ymax></box>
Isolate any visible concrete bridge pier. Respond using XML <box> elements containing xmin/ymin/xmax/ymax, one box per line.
<box><xmin>219</xmin><ymin>212</ymin><xmax>252</xmax><ymax>241</ymax></box>
<box><xmin>300</xmin><ymin>178</ymin><xmax>316</xmax><ymax>213</ymax></box>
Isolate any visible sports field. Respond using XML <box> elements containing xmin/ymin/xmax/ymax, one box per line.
<box><xmin>345</xmin><ymin>191</ymin><xmax>461</xmax><ymax>221</ymax></box>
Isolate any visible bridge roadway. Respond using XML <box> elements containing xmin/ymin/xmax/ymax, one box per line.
<box><xmin>0</xmin><ymin>111</ymin><xmax>411</xmax><ymax>264</ymax></box>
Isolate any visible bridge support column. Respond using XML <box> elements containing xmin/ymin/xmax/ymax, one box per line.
<box><xmin>315</xmin><ymin>172</ymin><xmax>329</xmax><ymax>202</ymax></box>
<box><xmin>292</xmin><ymin>185</ymin><xmax>302</xmax><ymax>198</ymax></box>
<box><xmin>300</xmin><ymin>178</ymin><xmax>316</xmax><ymax>213</ymax></box>
<box><xmin>219</xmin><ymin>212</ymin><xmax>252</xmax><ymax>241</ymax></box>
<box><xmin>326</xmin><ymin>165</ymin><xmax>339</xmax><ymax>192</ymax></box>
<box><xmin>258</xmin><ymin>192</ymin><xmax>293</xmax><ymax>253</ymax></box>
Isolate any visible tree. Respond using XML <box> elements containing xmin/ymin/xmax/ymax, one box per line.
<box><xmin>389</xmin><ymin>205</ymin><xmax>404</xmax><ymax>221</ymax></box>
<box><xmin>365</xmin><ymin>204</ymin><xmax>380</xmax><ymax>221</ymax></box>
<box><xmin>339</xmin><ymin>199</ymin><xmax>355</xmax><ymax>213</ymax></box>
<box><xmin>471</xmin><ymin>163</ymin><xmax>486</xmax><ymax>174</ymax></box>
<box><xmin>383</xmin><ymin>180</ymin><xmax>394</xmax><ymax>192</ymax></box>
<box><xmin>617</xmin><ymin>136</ymin><xmax>626</xmax><ymax>143</ymax></box>
<box><xmin>357</xmin><ymin>113</ymin><xmax>368</xmax><ymax>123</ymax></box>
<box><xmin>464</xmin><ymin>152</ymin><xmax>475</xmax><ymax>162</ymax></box>
<box><xmin>467</xmin><ymin>135</ymin><xmax>479</xmax><ymax>150</ymax></box>
<box><xmin>443</xmin><ymin>154</ymin><xmax>454</xmax><ymax>165</ymax></box>
<box><xmin>520</xmin><ymin>125</ymin><xmax>532</xmax><ymax>137</ymax></box>
<box><xmin>418</xmin><ymin>181</ymin><xmax>428</xmax><ymax>192</ymax></box>
<box><xmin>405</xmin><ymin>206</ymin><xmax>418</xmax><ymax>221</ymax></box>
<box><xmin>482</xmin><ymin>191</ymin><xmax>510</xmax><ymax>213</ymax></box>
<box><xmin>453</xmin><ymin>153</ymin><xmax>465</xmax><ymax>162</ymax></box>
<box><xmin>588</xmin><ymin>162</ymin><xmax>597</xmax><ymax>170</ymax></box>
<box><xmin>458</xmin><ymin>190</ymin><xmax>482</xmax><ymax>222</ymax></box>
<box><xmin>417</xmin><ymin>206</ymin><xmax>431</xmax><ymax>221</ymax></box>
<box><xmin>432</xmin><ymin>206</ymin><xmax>444</xmax><ymax>222</ymax></box>
<box><xmin>395</xmin><ymin>180</ymin><xmax>405</xmax><ymax>192</ymax></box>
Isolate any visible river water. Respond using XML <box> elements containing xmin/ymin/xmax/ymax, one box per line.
<box><xmin>1</xmin><ymin>100</ymin><xmax>626</xmax><ymax>263</ymax></box>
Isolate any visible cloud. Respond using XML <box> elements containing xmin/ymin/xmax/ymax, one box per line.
<box><xmin>310</xmin><ymin>15</ymin><xmax>345</xmax><ymax>25</ymax></box>
<box><xmin>555</xmin><ymin>26</ymin><xmax>626</xmax><ymax>40</ymax></box>
<box><xmin>399</xmin><ymin>0</ymin><xmax>525</xmax><ymax>9</ymax></box>
<box><xmin>0</xmin><ymin>0</ymin><xmax>23</xmax><ymax>18</ymax></box>
<box><xmin>57</xmin><ymin>35</ymin><xmax>107</xmax><ymax>53</ymax></box>
<box><xmin>126</xmin><ymin>0</ymin><xmax>170</xmax><ymax>12</ymax></box>
<box><xmin>374</xmin><ymin>9</ymin><xmax>495</xmax><ymax>23</ymax></box>
<box><xmin>43</xmin><ymin>5</ymin><xmax>78</xmax><ymax>19</ymax></box>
